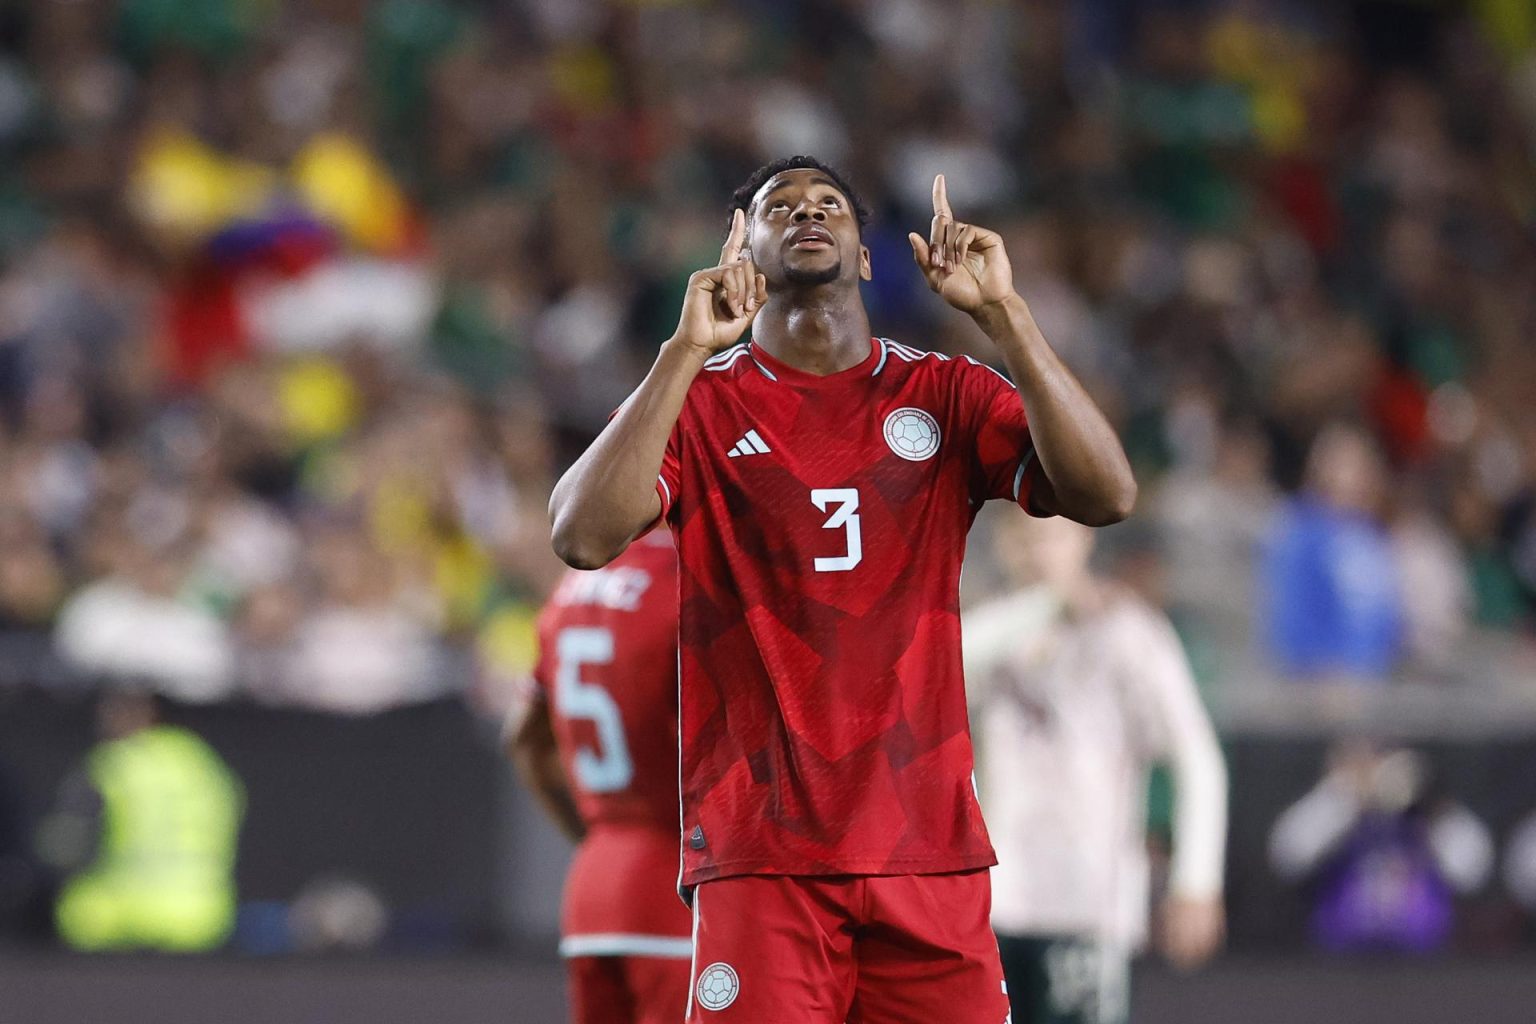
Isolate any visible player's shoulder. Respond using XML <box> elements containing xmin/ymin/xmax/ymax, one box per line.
<box><xmin>693</xmin><ymin>342</ymin><xmax>760</xmax><ymax>385</ymax></box>
<box><xmin>877</xmin><ymin>337</ymin><xmax>950</xmax><ymax>375</ymax></box>
<box><xmin>677</xmin><ymin>343</ymin><xmax>766</xmax><ymax>424</ymax></box>
<box><xmin>878</xmin><ymin>338</ymin><xmax>1012</xmax><ymax>387</ymax></box>
<box><xmin>665</xmin><ymin>344</ymin><xmax>750</xmax><ymax>425</ymax></box>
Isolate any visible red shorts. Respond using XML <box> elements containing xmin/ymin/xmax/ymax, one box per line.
<box><xmin>569</xmin><ymin>954</ymin><xmax>692</xmax><ymax>1024</ymax></box>
<box><xmin>685</xmin><ymin>870</ymin><xmax>1011</xmax><ymax>1024</ymax></box>
<box><xmin>563</xmin><ymin>824</ymin><xmax>694</xmax><ymax>1024</ymax></box>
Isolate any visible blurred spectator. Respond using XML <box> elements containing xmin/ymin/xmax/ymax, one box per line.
<box><xmin>0</xmin><ymin>509</ymin><xmax>67</xmax><ymax>631</ymax></box>
<box><xmin>1259</xmin><ymin>424</ymin><xmax>1405</xmax><ymax>682</ymax></box>
<box><xmin>1502</xmin><ymin>809</ymin><xmax>1536</xmax><ymax>921</ymax></box>
<box><xmin>1154</xmin><ymin>413</ymin><xmax>1277</xmax><ymax>650</ymax></box>
<box><xmin>0</xmin><ymin>0</ymin><xmax>1528</xmax><ymax>976</ymax></box>
<box><xmin>1391</xmin><ymin>482</ymin><xmax>1474</xmax><ymax>675</ymax></box>
<box><xmin>281</xmin><ymin>525</ymin><xmax>440</xmax><ymax>714</ymax></box>
<box><xmin>1269</xmin><ymin>740</ymin><xmax>1493</xmax><ymax>954</ymax></box>
<box><xmin>230</xmin><ymin>581</ymin><xmax>303</xmax><ymax>702</ymax></box>
<box><xmin>35</xmin><ymin>692</ymin><xmax>245</xmax><ymax>952</ymax></box>
<box><xmin>0</xmin><ymin>0</ymin><xmax>1524</xmax><ymax>719</ymax></box>
<box><xmin>965</xmin><ymin>512</ymin><xmax>1227</xmax><ymax>1023</ymax></box>
<box><xmin>54</xmin><ymin>533</ymin><xmax>235</xmax><ymax>702</ymax></box>
<box><xmin>288</xmin><ymin>875</ymin><xmax>390</xmax><ymax>953</ymax></box>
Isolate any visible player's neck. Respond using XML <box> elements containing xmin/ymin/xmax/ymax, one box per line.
<box><xmin>751</xmin><ymin>291</ymin><xmax>871</xmax><ymax>376</ymax></box>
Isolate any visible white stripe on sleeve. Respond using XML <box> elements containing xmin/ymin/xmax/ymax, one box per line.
<box><xmin>559</xmin><ymin>933</ymin><xmax>694</xmax><ymax>959</ymax></box>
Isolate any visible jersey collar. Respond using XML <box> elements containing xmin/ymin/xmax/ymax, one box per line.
<box><xmin>746</xmin><ymin>337</ymin><xmax>882</xmax><ymax>387</ymax></box>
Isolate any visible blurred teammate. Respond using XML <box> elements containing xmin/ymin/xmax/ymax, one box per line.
<box><xmin>965</xmin><ymin>513</ymin><xmax>1227</xmax><ymax>1024</ymax></box>
<box><xmin>508</xmin><ymin>530</ymin><xmax>691</xmax><ymax>1024</ymax></box>
<box><xmin>550</xmin><ymin>156</ymin><xmax>1135</xmax><ymax>1022</ymax></box>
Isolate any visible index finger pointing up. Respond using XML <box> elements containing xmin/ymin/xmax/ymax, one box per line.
<box><xmin>932</xmin><ymin>174</ymin><xmax>952</xmax><ymax>219</ymax></box>
<box><xmin>721</xmin><ymin>208</ymin><xmax>747</xmax><ymax>263</ymax></box>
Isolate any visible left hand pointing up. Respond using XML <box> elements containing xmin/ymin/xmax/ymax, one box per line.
<box><xmin>908</xmin><ymin>174</ymin><xmax>1015</xmax><ymax>315</ymax></box>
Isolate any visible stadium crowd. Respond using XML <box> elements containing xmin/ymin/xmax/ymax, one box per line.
<box><xmin>0</xmin><ymin>0</ymin><xmax>1533</xmax><ymax>717</ymax></box>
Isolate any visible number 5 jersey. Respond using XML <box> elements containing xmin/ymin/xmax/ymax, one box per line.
<box><xmin>530</xmin><ymin>531</ymin><xmax>691</xmax><ymax>956</ymax></box>
<box><xmin>654</xmin><ymin>337</ymin><xmax>1043</xmax><ymax>886</ymax></box>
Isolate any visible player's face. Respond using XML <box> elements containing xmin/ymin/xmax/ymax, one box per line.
<box><xmin>746</xmin><ymin>169</ymin><xmax>872</xmax><ymax>289</ymax></box>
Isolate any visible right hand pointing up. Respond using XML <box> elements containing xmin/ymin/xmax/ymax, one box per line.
<box><xmin>673</xmin><ymin>208</ymin><xmax>769</xmax><ymax>356</ymax></box>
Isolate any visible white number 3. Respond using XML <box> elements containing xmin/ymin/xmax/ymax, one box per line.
<box><xmin>811</xmin><ymin>488</ymin><xmax>862</xmax><ymax>572</ymax></box>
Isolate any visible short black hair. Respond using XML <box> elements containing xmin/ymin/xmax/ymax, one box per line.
<box><xmin>729</xmin><ymin>156</ymin><xmax>871</xmax><ymax>232</ymax></box>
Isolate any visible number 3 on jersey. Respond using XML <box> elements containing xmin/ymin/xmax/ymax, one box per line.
<box><xmin>554</xmin><ymin>627</ymin><xmax>634</xmax><ymax>793</ymax></box>
<box><xmin>811</xmin><ymin>488</ymin><xmax>861</xmax><ymax>572</ymax></box>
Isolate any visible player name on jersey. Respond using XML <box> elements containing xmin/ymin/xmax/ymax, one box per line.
<box><xmin>554</xmin><ymin>564</ymin><xmax>655</xmax><ymax>612</ymax></box>
<box><xmin>535</xmin><ymin>535</ymin><xmax>680</xmax><ymax>833</ymax></box>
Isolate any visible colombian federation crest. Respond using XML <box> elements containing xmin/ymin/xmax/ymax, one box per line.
<box><xmin>883</xmin><ymin>407</ymin><xmax>941</xmax><ymax>461</ymax></box>
<box><xmin>696</xmin><ymin>962</ymin><xmax>740</xmax><ymax>1011</ymax></box>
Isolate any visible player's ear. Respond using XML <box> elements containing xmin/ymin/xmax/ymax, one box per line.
<box><xmin>859</xmin><ymin>244</ymin><xmax>872</xmax><ymax>281</ymax></box>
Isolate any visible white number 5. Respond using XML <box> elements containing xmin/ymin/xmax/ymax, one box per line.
<box><xmin>811</xmin><ymin>488</ymin><xmax>862</xmax><ymax>572</ymax></box>
<box><xmin>554</xmin><ymin>627</ymin><xmax>634</xmax><ymax>793</ymax></box>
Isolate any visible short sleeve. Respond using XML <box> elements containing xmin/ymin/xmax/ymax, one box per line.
<box><xmin>657</xmin><ymin>424</ymin><xmax>682</xmax><ymax>524</ymax></box>
<box><xmin>605</xmin><ymin>401</ymin><xmax>681</xmax><ymax>530</ymax></box>
<box><xmin>955</xmin><ymin>357</ymin><xmax>1043</xmax><ymax>513</ymax></box>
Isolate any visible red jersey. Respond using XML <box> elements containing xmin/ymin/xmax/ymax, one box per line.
<box><xmin>655</xmin><ymin>336</ymin><xmax>1042</xmax><ymax>886</ymax></box>
<box><xmin>533</xmin><ymin>531</ymin><xmax>680</xmax><ymax>833</ymax></box>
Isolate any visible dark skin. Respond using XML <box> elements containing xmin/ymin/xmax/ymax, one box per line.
<box><xmin>507</xmin><ymin>699</ymin><xmax>586</xmax><ymax>842</ymax></box>
<box><xmin>550</xmin><ymin>168</ymin><xmax>1136</xmax><ymax>569</ymax></box>
<box><xmin>740</xmin><ymin>172</ymin><xmax>872</xmax><ymax>375</ymax></box>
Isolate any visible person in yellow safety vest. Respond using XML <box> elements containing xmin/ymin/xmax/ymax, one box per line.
<box><xmin>37</xmin><ymin>691</ymin><xmax>245</xmax><ymax>952</ymax></box>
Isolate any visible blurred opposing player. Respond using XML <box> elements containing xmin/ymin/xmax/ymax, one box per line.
<box><xmin>965</xmin><ymin>513</ymin><xmax>1227</xmax><ymax>1024</ymax></box>
<box><xmin>507</xmin><ymin>530</ymin><xmax>691</xmax><ymax>1024</ymax></box>
<box><xmin>549</xmin><ymin>156</ymin><xmax>1135</xmax><ymax>1023</ymax></box>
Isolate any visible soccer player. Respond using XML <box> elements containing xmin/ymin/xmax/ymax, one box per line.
<box><xmin>550</xmin><ymin>155</ymin><xmax>1136</xmax><ymax>1023</ymax></box>
<box><xmin>507</xmin><ymin>529</ymin><xmax>692</xmax><ymax>1024</ymax></box>
<box><xmin>964</xmin><ymin>512</ymin><xmax>1228</xmax><ymax>1024</ymax></box>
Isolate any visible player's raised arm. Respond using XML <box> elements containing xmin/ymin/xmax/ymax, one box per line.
<box><xmin>908</xmin><ymin>174</ymin><xmax>1136</xmax><ymax>526</ymax></box>
<box><xmin>550</xmin><ymin>210</ymin><xmax>768</xmax><ymax>568</ymax></box>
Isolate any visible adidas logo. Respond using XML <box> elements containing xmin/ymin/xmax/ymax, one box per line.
<box><xmin>726</xmin><ymin>429</ymin><xmax>772</xmax><ymax>458</ymax></box>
